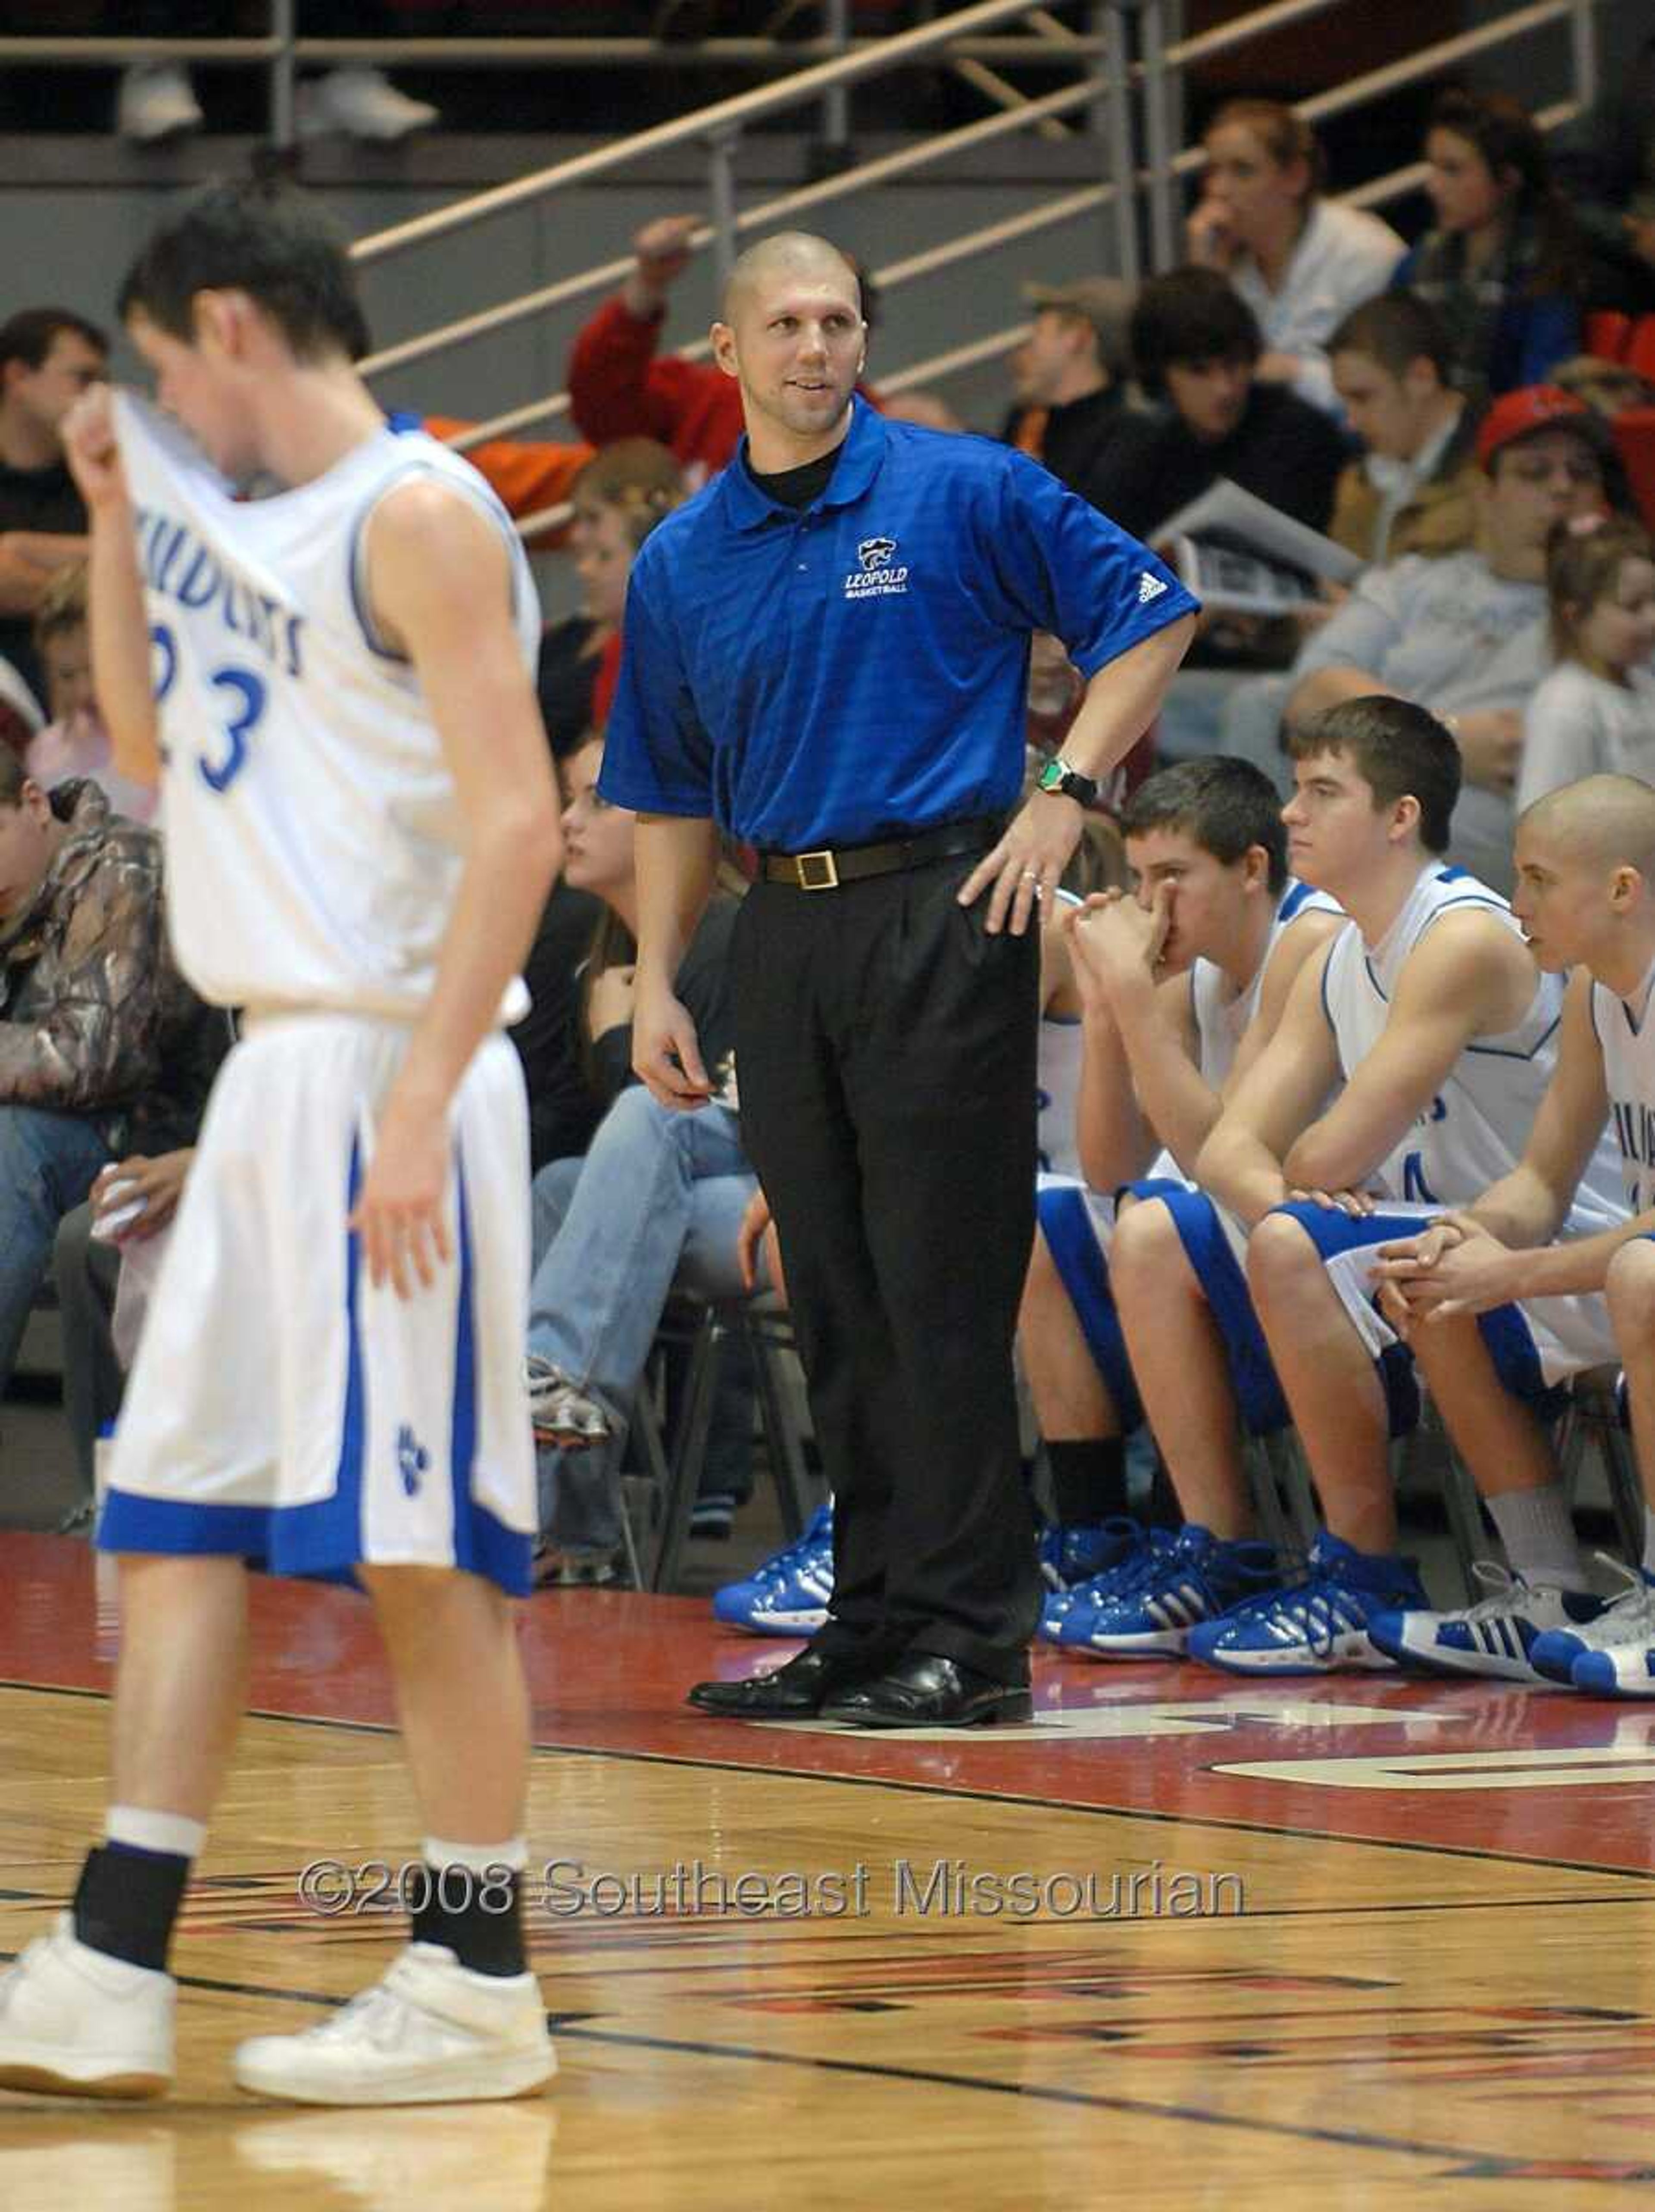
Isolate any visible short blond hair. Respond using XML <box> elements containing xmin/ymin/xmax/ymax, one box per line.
<box><xmin>32</xmin><ymin>559</ymin><xmax>88</xmax><ymax>651</ymax></box>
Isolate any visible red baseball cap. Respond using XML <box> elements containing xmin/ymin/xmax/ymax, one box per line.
<box><xmin>1476</xmin><ymin>383</ymin><xmax>1604</xmax><ymax>470</ymax></box>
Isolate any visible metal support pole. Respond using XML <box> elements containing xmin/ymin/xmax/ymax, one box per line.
<box><xmin>269</xmin><ymin>0</ymin><xmax>296</xmax><ymax>150</ymax></box>
<box><xmin>822</xmin><ymin>0</ymin><xmax>851</xmax><ymax>151</ymax></box>
<box><xmin>1138</xmin><ymin>0</ymin><xmax>1176</xmax><ymax>272</ymax></box>
<box><xmin>707</xmin><ymin>129</ymin><xmax>741</xmax><ymax>291</ymax></box>
<box><xmin>1568</xmin><ymin>0</ymin><xmax>1598</xmax><ymax>116</ymax></box>
<box><xmin>1100</xmin><ymin>5</ymin><xmax>1138</xmax><ymax>282</ymax></box>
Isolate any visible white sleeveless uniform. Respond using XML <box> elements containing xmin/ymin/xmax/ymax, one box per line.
<box><xmin>1037</xmin><ymin>891</ymin><xmax>1085</xmax><ymax>1182</ymax></box>
<box><xmin>98</xmin><ymin>394</ymin><xmax>542</xmax><ymax>1595</ymax></box>
<box><xmin>1592</xmin><ymin>955</ymin><xmax>1655</xmax><ymax>1217</ymax></box>
<box><xmin>1312</xmin><ymin>864</ymin><xmax>1626</xmax><ymax>1387</ymax></box>
<box><xmin>1038</xmin><ymin>882</ymin><xmax>1336</xmax><ymax>1420</ymax></box>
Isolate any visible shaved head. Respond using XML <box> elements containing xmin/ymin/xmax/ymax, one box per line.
<box><xmin>1519</xmin><ymin>775</ymin><xmax>1655</xmax><ymax>880</ymax></box>
<box><xmin>720</xmin><ymin>233</ymin><xmax>860</xmax><ymax>326</ymax></box>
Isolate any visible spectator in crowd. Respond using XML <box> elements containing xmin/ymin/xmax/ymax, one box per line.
<box><xmin>1517</xmin><ymin>514</ymin><xmax>1655</xmax><ymax>810</ymax></box>
<box><xmin>1552</xmin><ymin>32</ymin><xmax>1655</xmax><ymax>315</ymax></box>
<box><xmin>1327</xmin><ymin>294</ymin><xmax>1481</xmax><ymax>565</ymax></box>
<box><xmin>1393</xmin><ymin>89</ymin><xmax>1587</xmax><ymax>403</ymax></box>
<box><xmin>1185</xmin><ymin>99</ymin><xmax>1405</xmax><ymax>416</ymax></box>
<box><xmin>537</xmin><ymin>439</ymin><xmax>687</xmax><ymax>754</ymax></box>
<box><xmin>23</xmin><ymin>564</ymin><xmax>156</xmax><ymax>823</ymax></box>
<box><xmin>52</xmin><ymin>998</ymin><xmax>231</xmax><ymax>1526</ymax></box>
<box><xmin>523</xmin><ymin>732</ymin><xmax>754</xmax><ymax>1584</ymax></box>
<box><xmin>1270</xmin><ymin>385</ymin><xmax>1611</xmax><ymax>887</ymax></box>
<box><xmin>1086</xmin><ymin>269</ymin><xmax>1347</xmax><ymax>542</ymax></box>
<box><xmin>116</xmin><ymin>5</ymin><xmax>436</xmax><ymax>142</ymax></box>
<box><xmin>1551</xmin><ymin>354</ymin><xmax>1655</xmax><ymax>421</ymax></box>
<box><xmin>568</xmin><ymin>213</ymin><xmax>880</xmax><ymax>481</ymax></box>
<box><xmin>1002</xmin><ymin>278</ymin><xmax>1134</xmax><ymax>501</ymax></box>
<box><xmin>0</xmin><ymin>309</ymin><xmax>106</xmax><ymax>716</ymax></box>
<box><xmin>0</xmin><ymin>756</ymin><xmax>209</xmax><ymax>1439</ymax></box>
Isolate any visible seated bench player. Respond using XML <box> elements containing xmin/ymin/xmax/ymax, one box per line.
<box><xmin>1175</xmin><ymin>700</ymin><xmax>1625</xmax><ymax>1673</ymax></box>
<box><xmin>1019</xmin><ymin>758</ymin><xmax>1340</xmax><ymax>1640</ymax></box>
<box><xmin>1373</xmin><ymin>775</ymin><xmax>1655</xmax><ymax>1693</ymax></box>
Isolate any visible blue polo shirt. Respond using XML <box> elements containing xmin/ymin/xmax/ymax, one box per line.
<box><xmin>598</xmin><ymin>396</ymin><xmax>1197</xmax><ymax>851</ymax></box>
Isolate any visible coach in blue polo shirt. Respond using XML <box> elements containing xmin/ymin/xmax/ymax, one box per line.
<box><xmin>602</xmin><ymin>232</ymin><xmax>1196</xmax><ymax>1727</ymax></box>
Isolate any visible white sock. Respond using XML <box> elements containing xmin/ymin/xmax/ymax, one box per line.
<box><xmin>1486</xmin><ymin>1484</ymin><xmax>1589</xmax><ymax>1593</ymax></box>
<box><xmin>422</xmin><ymin>1834</ymin><xmax>527</xmax><ymax>1874</ymax></box>
<box><xmin>106</xmin><ymin>1805</ymin><xmax>206</xmax><ymax>1860</ymax></box>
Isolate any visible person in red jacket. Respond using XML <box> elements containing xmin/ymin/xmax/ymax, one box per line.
<box><xmin>568</xmin><ymin>213</ymin><xmax>881</xmax><ymax>483</ymax></box>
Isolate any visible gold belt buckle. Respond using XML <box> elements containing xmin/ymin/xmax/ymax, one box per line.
<box><xmin>796</xmin><ymin>849</ymin><xmax>839</xmax><ymax>891</ymax></box>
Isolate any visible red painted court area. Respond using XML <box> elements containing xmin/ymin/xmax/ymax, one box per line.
<box><xmin>6</xmin><ymin>1530</ymin><xmax>1652</xmax><ymax>1878</ymax></box>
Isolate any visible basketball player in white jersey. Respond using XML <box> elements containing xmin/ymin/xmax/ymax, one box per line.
<box><xmin>1186</xmin><ymin>698</ymin><xmax>1622</xmax><ymax>1673</ymax></box>
<box><xmin>1375</xmin><ymin>775</ymin><xmax>1655</xmax><ymax>1693</ymax></box>
<box><xmin>1019</xmin><ymin>759</ymin><xmax>1339</xmax><ymax>1636</ymax></box>
<box><xmin>0</xmin><ymin>183</ymin><xmax>562</xmax><ymax>2104</ymax></box>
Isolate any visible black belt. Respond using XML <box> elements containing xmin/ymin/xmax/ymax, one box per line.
<box><xmin>758</xmin><ymin>815</ymin><xmax>1003</xmax><ymax>892</ymax></box>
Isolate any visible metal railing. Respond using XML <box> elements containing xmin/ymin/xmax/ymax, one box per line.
<box><xmin>6</xmin><ymin>0</ymin><xmax>1610</xmax><ymax>494</ymax></box>
<box><xmin>354</xmin><ymin>0</ymin><xmax>1605</xmax><ymax>472</ymax></box>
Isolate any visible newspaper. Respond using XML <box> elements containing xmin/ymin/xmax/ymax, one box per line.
<box><xmin>1158</xmin><ymin>478</ymin><xmax>1361</xmax><ymax>618</ymax></box>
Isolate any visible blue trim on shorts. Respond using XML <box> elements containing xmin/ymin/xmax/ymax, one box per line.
<box><xmin>1155</xmin><ymin>1188</ymin><xmax>1288</xmax><ymax>1436</ymax></box>
<box><xmin>97</xmin><ymin>1133</ymin><xmax>532</xmax><ymax>1599</ymax></box>
<box><xmin>1037</xmin><ymin>1181</ymin><xmax>1141</xmax><ymax>1431</ymax></box>
<box><xmin>1475</xmin><ymin>1302</ymin><xmax>1570</xmax><ymax>1420</ymax></box>
<box><xmin>1268</xmin><ymin>1202</ymin><xmax>1423</xmax><ymax>1437</ymax></box>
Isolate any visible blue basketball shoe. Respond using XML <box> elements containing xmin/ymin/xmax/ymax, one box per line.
<box><xmin>1187</xmin><ymin>1532</ymin><xmax>1427</xmax><ymax>1674</ymax></box>
<box><xmin>1038</xmin><ymin>1520</ymin><xmax>1171</xmax><ymax>1644</ymax></box>
<box><xmin>1064</xmin><ymin>1524</ymin><xmax>1283</xmax><ymax>1660</ymax></box>
<box><xmin>712</xmin><ymin>1502</ymin><xmax>834</xmax><ymax>1636</ymax></box>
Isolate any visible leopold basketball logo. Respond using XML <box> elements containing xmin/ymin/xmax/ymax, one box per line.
<box><xmin>845</xmin><ymin>534</ymin><xmax>909</xmax><ymax>600</ymax></box>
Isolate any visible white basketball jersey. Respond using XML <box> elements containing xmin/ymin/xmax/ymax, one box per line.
<box><xmin>1591</xmin><ymin>956</ymin><xmax>1655</xmax><ymax>1214</ymax></box>
<box><xmin>1146</xmin><ymin>878</ymin><xmax>1339</xmax><ymax>1183</ymax></box>
<box><xmin>114</xmin><ymin>392</ymin><xmax>540</xmax><ymax>1019</ymax></box>
<box><xmin>1038</xmin><ymin>889</ymin><xmax>1086</xmax><ymax>1179</ymax></box>
<box><xmin>1321</xmin><ymin>863</ymin><xmax>1622</xmax><ymax>1227</ymax></box>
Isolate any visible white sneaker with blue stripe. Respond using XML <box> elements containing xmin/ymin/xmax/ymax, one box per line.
<box><xmin>1367</xmin><ymin>1563</ymin><xmax>1605</xmax><ymax>1684</ymax></box>
<box><xmin>1187</xmin><ymin>1532</ymin><xmax>1427</xmax><ymax>1674</ymax></box>
<box><xmin>1040</xmin><ymin>1521</ymin><xmax>1173</xmax><ymax>1645</ymax></box>
<box><xmin>1529</xmin><ymin>1561</ymin><xmax>1655</xmax><ymax>1684</ymax></box>
<box><xmin>712</xmin><ymin>1502</ymin><xmax>834</xmax><ymax>1636</ymax></box>
<box><xmin>1063</xmin><ymin>1524</ymin><xmax>1282</xmax><ymax>1660</ymax></box>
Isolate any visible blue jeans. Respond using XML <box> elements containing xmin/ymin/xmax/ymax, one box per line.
<box><xmin>528</xmin><ymin>1087</ymin><xmax>761</xmax><ymax>1550</ymax></box>
<box><xmin>0</xmin><ymin>1105</ymin><xmax>113</xmax><ymax>1405</ymax></box>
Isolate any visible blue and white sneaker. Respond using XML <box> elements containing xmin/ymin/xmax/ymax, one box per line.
<box><xmin>1530</xmin><ymin>1561</ymin><xmax>1655</xmax><ymax>1684</ymax></box>
<box><xmin>1187</xmin><ymin>1532</ymin><xmax>1427</xmax><ymax>1674</ymax></box>
<box><xmin>1064</xmin><ymin>1524</ymin><xmax>1282</xmax><ymax>1661</ymax></box>
<box><xmin>712</xmin><ymin>1502</ymin><xmax>834</xmax><ymax>1636</ymax></box>
<box><xmin>1038</xmin><ymin>1520</ymin><xmax>1170</xmax><ymax>1644</ymax></box>
<box><xmin>1367</xmin><ymin>1562</ymin><xmax>1605</xmax><ymax>1684</ymax></box>
<box><xmin>1540</xmin><ymin>1557</ymin><xmax>1655</xmax><ymax>1690</ymax></box>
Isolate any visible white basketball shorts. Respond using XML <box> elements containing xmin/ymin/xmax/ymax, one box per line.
<box><xmin>98</xmin><ymin>1012</ymin><xmax>537</xmax><ymax>1595</ymax></box>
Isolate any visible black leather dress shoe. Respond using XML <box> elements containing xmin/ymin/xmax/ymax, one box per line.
<box><xmin>686</xmin><ymin>1645</ymin><xmax>871</xmax><ymax>1719</ymax></box>
<box><xmin>822</xmin><ymin>1652</ymin><xmax>1034</xmax><ymax>1729</ymax></box>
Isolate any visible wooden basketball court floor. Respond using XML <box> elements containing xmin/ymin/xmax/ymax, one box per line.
<box><xmin>3</xmin><ymin>1531</ymin><xmax>1655</xmax><ymax>2209</ymax></box>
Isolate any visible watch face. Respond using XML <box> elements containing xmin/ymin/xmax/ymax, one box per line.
<box><xmin>1037</xmin><ymin>759</ymin><xmax>1065</xmax><ymax>792</ymax></box>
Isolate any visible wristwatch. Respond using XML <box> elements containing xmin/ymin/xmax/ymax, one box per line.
<box><xmin>1036</xmin><ymin>754</ymin><xmax>1099</xmax><ymax>807</ymax></box>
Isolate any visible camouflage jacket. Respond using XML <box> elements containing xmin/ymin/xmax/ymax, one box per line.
<box><xmin>0</xmin><ymin>779</ymin><xmax>225</xmax><ymax>1154</ymax></box>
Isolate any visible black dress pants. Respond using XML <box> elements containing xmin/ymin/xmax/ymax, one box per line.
<box><xmin>731</xmin><ymin>849</ymin><xmax>1042</xmax><ymax>1684</ymax></box>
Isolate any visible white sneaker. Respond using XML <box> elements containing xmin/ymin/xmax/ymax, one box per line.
<box><xmin>116</xmin><ymin>63</ymin><xmax>204</xmax><ymax>143</ymax></box>
<box><xmin>299</xmin><ymin>67</ymin><xmax>438</xmax><ymax>142</ymax></box>
<box><xmin>0</xmin><ymin>1914</ymin><xmax>175</xmax><ymax>2099</ymax></box>
<box><xmin>1529</xmin><ymin>1561</ymin><xmax>1655</xmax><ymax>1683</ymax></box>
<box><xmin>1366</xmin><ymin>1562</ymin><xmax>1605</xmax><ymax>1684</ymax></box>
<box><xmin>233</xmin><ymin>1943</ymin><xmax>555</xmax><ymax>2106</ymax></box>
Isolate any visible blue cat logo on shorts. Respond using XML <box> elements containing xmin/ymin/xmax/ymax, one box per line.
<box><xmin>856</xmin><ymin>536</ymin><xmax>897</xmax><ymax>572</ymax></box>
<box><xmin>396</xmin><ymin>1424</ymin><xmax>430</xmax><ymax>1496</ymax></box>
